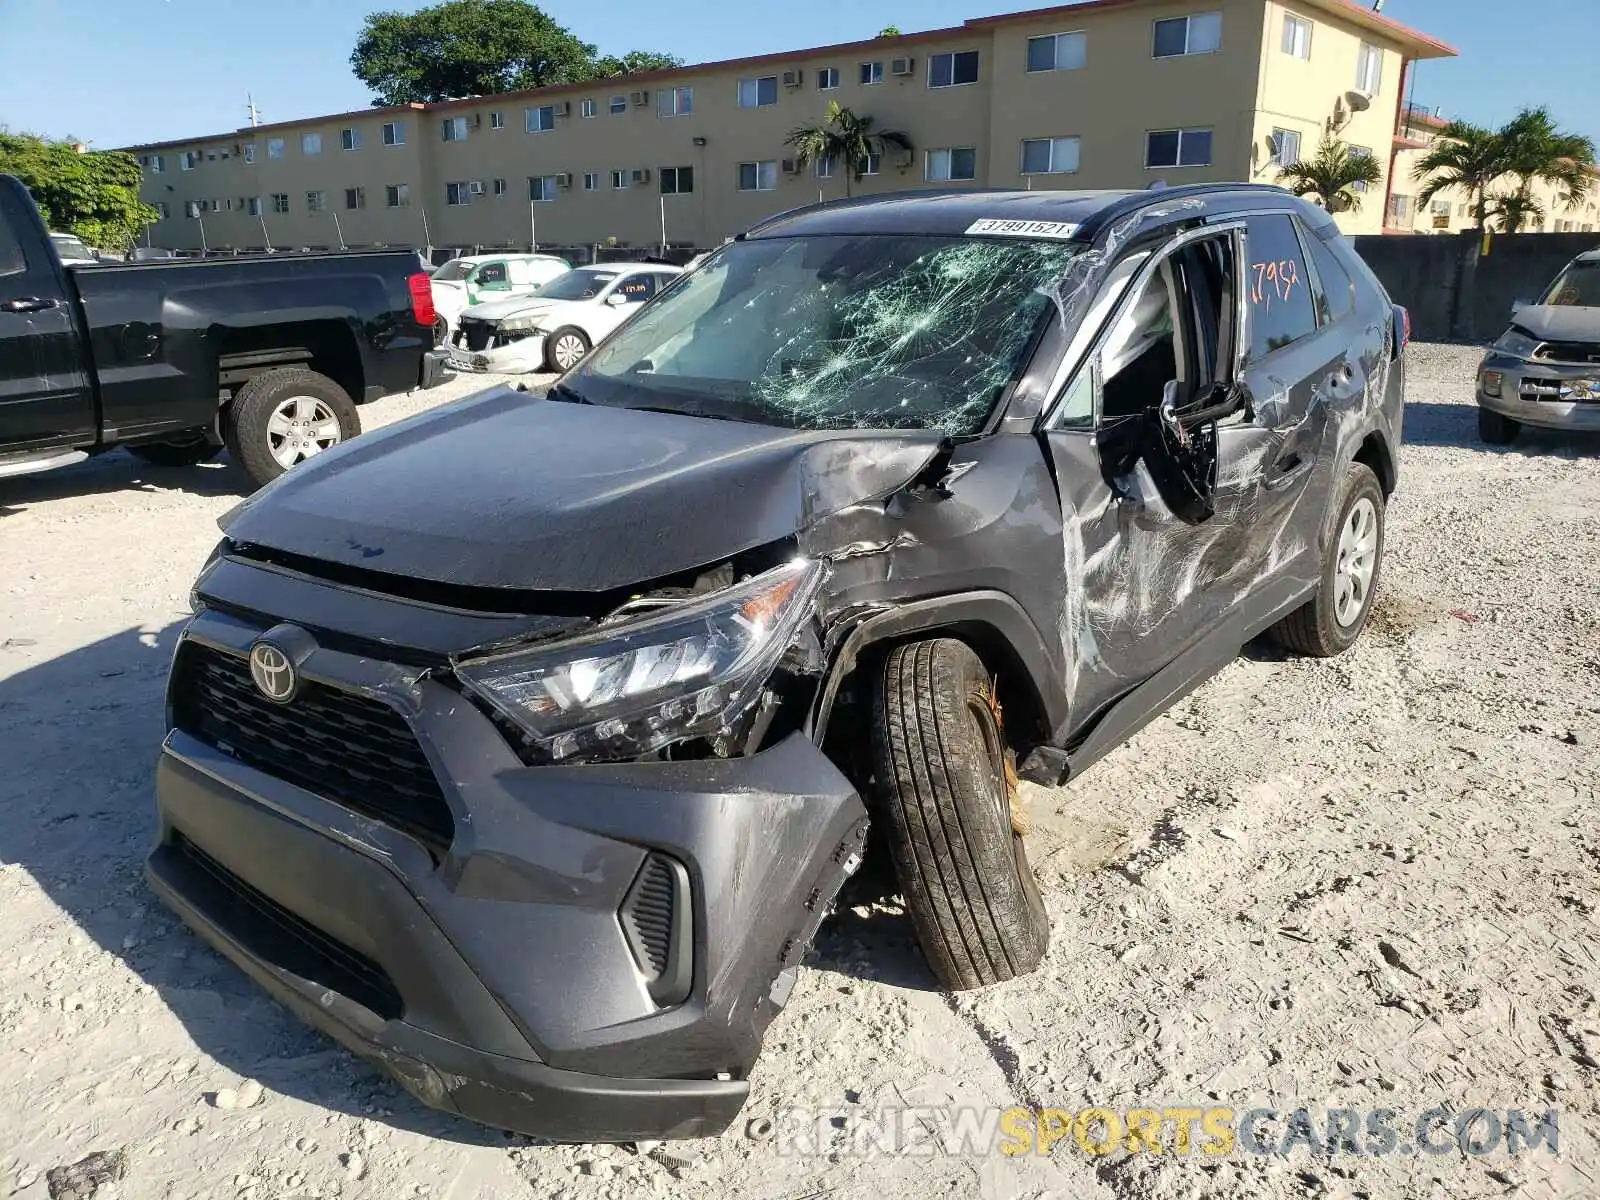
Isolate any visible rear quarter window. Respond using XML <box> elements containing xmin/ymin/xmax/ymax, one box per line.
<box><xmin>1305</xmin><ymin>228</ymin><xmax>1356</xmax><ymax>324</ymax></box>
<box><xmin>1244</xmin><ymin>214</ymin><xmax>1319</xmax><ymax>359</ymax></box>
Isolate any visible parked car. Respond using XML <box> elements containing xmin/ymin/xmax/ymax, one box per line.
<box><xmin>448</xmin><ymin>262</ymin><xmax>684</xmax><ymax>373</ymax></box>
<box><xmin>429</xmin><ymin>253</ymin><xmax>571</xmax><ymax>343</ymax></box>
<box><xmin>1477</xmin><ymin>247</ymin><xmax>1600</xmax><ymax>443</ymax></box>
<box><xmin>149</xmin><ymin>184</ymin><xmax>1406</xmax><ymax>1143</ymax></box>
<box><xmin>49</xmin><ymin>231</ymin><xmax>101</xmax><ymax>266</ymax></box>
<box><xmin>0</xmin><ymin>174</ymin><xmax>452</xmax><ymax>489</ymax></box>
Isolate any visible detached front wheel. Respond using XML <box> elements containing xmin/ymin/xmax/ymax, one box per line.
<box><xmin>226</xmin><ymin>368</ymin><xmax>360</xmax><ymax>489</ymax></box>
<box><xmin>870</xmin><ymin>638</ymin><xmax>1049</xmax><ymax>990</ymax></box>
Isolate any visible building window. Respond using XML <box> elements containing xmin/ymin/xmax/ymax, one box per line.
<box><xmin>860</xmin><ymin>61</ymin><xmax>883</xmax><ymax>85</ymax></box>
<box><xmin>341</xmin><ymin>127</ymin><xmax>362</xmax><ymax>151</ymax></box>
<box><xmin>581</xmin><ymin>99</ymin><xmax>598</xmax><ymax>118</ymax></box>
<box><xmin>180</xmin><ymin>151</ymin><xmax>198</xmax><ymax>171</ymax></box>
<box><xmin>302</xmin><ymin>133</ymin><xmax>322</xmax><ymax>155</ymax></box>
<box><xmin>446</xmin><ymin>181</ymin><xmax>473</xmax><ymax>206</ymax></box>
<box><xmin>490</xmin><ymin>111</ymin><xmax>505</xmax><ymax>130</ymax></box>
<box><xmin>183</xmin><ymin>200</ymin><xmax>200</xmax><ymax>218</ymax></box>
<box><xmin>1020</xmin><ymin>136</ymin><xmax>1080</xmax><ymax>175</ymax></box>
<box><xmin>271</xmin><ymin>193</ymin><xmax>290</xmax><ymax>214</ymax></box>
<box><xmin>243</xmin><ymin>197</ymin><xmax>259</xmax><ymax>217</ymax></box>
<box><xmin>1152</xmin><ymin>13</ymin><xmax>1222</xmax><ymax>58</ymax></box>
<box><xmin>928</xmin><ymin>50</ymin><xmax>980</xmax><ymax>88</ymax></box>
<box><xmin>529</xmin><ymin>175</ymin><xmax>559</xmax><ymax>202</ymax></box>
<box><xmin>238</xmin><ymin>144</ymin><xmax>254</xmax><ymax>165</ymax></box>
<box><xmin>267</xmin><ymin>138</ymin><xmax>285</xmax><ymax>160</ymax></box>
<box><xmin>660</xmin><ymin>166</ymin><xmax>694</xmax><ymax>194</ymax></box>
<box><xmin>385</xmin><ymin>183</ymin><xmax>410</xmax><ymax>207</ymax></box>
<box><xmin>382</xmin><ymin>122</ymin><xmax>405</xmax><ymax>146</ymax></box>
<box><xmin>738</xmin><ymin>76</ymin><xmax>778</xmax><ymax>108</ymax></box>
<box><xmin>658</xmin><ymin>86</ymin><xmax>693</xmax><ymax>117</ymax></box>
<box><xmin>583</xmin><ymin>171</ymin><xmax>600</xmax><ymax>191</ymax></box>
<box><xmin>153</xmin><ymin>202</ymin><xmax>169</xmax><ymax>219</ymax></box>
<box><xmin>1356</xmin><ymin>42</ymin><xmax>1383</xmax><ymax>93</ymax></box>
<box><xmin>148</xmin><ymin>154</ymin><xmax>165</xmax><ymax>174</ymax></box>
<box><xmin>1387</xmin><ymin>194</ymin><xmax>1413</xmax><ymax>224</ymax></box>
<box><xmin>1026</xmin><ymin>31</ymin><xmax>1086</xmax><ymax>72</ymax></box>
<box><xmin>344</xmin><ymin>187</ymin><xmax>366</xmax><ymax>210</ymax></box>
<box><xmin>611</xmin><ymin>169</ymin><xmax>630</xmax><ymax>190</ymax></box>
<box><xmin>442</xmin><ymin>116</ymin><xmax>468</xmax><ymax>142</ymax></box>
<box><xmin>610</xmin><ymin>95</ymin><xmax>628</xmax><ymax>115</ymax></box>
<box><xmin>816</xmin><ymin>157</ymin><xmax>835</xmax><ymax>179</ymax></box>
<box><xmin>926</xmin><ymin>147</ymin><xmax>977</xmax><ymax>182</ymax></box>
<box><xmin>818</xmin><ymin>66</ymin><xmax>840</xmax><ymax>90</ymax></box>
<box><xmin>306</xmin><ymin>190</ymin><xmax>327</xmax><ymax>212</ymax></box>
<box><xmin>493</xmin><ymin>178</ymin><xmax>507</xmax><ymax>196</ymax></box>
<box><xmin>738</xmin><ymin>160</ymin><xmax>777</xmax><ymax>191</ymax></box>
<box><xmin>1349</xmin><ymin>144</ymin><xmax>1373</xmax><ymax>191</ymax></box>
<box><xmin>525</xmin><ymin>106</ymin><xmax>555</xmax><ymax>133</ymax></box>
<box><xmin>861</xmin><ymin>152</ymin><xmax>882</xmax><ymax>176</ymax></box>
<box><xmin>1457</xmin><ymin>202</ymin><xmax>1469</xmax><ymax>218</ymax></box>
<box><xmin>1146</xmin><ymin>128</ymin><xmax>1213</xmax><ymax>168</ymax></box>
<box><xmin>1281</xmin><ymin>13</ymin><xmax>1313</xmax><ymax>59</ymax></box>
<box><xmin>1271</xmin><ymin>127</ymin><xmax>1302</xmax><ymax>167</ymax></box>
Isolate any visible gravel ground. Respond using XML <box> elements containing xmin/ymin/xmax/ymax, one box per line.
<box><xmin>0</xmin><ymin>344</ymin><xmax>1597</xmax><ymax>1200</ymax></box>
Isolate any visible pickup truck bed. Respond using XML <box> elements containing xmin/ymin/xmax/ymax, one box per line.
<box><xmin>0</xmin><ymin>173</ymin><xmax>451</xmax><ymax>488</ymax></box>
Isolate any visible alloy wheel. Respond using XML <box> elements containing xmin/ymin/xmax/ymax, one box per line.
<box><xmin>266</xmin><ymin>396</ymin><xmax>342</xmax><ymax>469</ymax></box>
<box><xmin>1334</xmin><ymin>496</ymin><xmax>1379</xmax><ymax>627</ymax></box>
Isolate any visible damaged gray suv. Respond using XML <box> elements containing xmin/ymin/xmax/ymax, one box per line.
<box><xmin>148</xmin><ymin>184</ymin><xmax>1408</xmax><ymax>1142</ymax></box>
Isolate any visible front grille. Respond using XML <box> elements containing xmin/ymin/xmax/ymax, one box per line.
<box><xmin>458</xmin><ymin>320</ymin><xmax>493</xmax><ymax>352</ymax></box>
<box><xmin>1533</xmin><ymin>341</ymin><xmax>1600</xmax><ymax>365</ymax></box>
<box><xmin>1520</xmin><ymin>377</ymin><xmax>1600</xmax><ymax>403</ymax></box>
<box><xmin>172</xmin><ymin>643</ymin><xmax>455</xmax><ymax>856</ymax></box>
<box><xmin>168</xmin><ymin>833</ymin><xmax>403</xmax><ymax>1020</ymax></box>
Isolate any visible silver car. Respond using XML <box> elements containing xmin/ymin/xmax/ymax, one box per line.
<box><xmin>1477</xmin><ymin>248</ymin><xmax>1600</xmax><ymax>443</ymax></box>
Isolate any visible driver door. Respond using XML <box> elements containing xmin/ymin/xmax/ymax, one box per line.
<box><xmin>590</xmin><ymin>272</ymin><xmax>658</xmax><ymax>339</ymax></box>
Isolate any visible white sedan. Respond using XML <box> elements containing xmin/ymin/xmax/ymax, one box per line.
<box><xmin>428</xmin><ymin>253</ymin><xmax>571</xmax><ymax>342</ymax></box>
<box><xmin>446</xmin><ymin>263</ymin><xmax>683</xmax><ymax>374</ymax></box>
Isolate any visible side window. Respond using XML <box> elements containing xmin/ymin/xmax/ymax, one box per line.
<box><xmin>0</xmin><ymin>206</ymin><xmax>26</xmax><ymax>276</ymax></box>
<box><xmin>1243</xmin><ymin>214</ymin><xmax>1317</xmax><ymax>358</ymax></box>
<box><xmin>616</xmin><ymin>274</ymin><xmax>657</xmax><ymax>303</ymax></box>
<box><xmin>475</xmin><ymin>262</ymin><xmax>508</xmax><ymax>286</ymax></box>
<box><xmin>506</xmin><ymin>260</ymin><xmax>531</xmax><ymax>285</ymax></box>
<box><xmin>1304</xmin><ymin>227</ymin><xmax>1355</xmax><ymax>324</ymax></box>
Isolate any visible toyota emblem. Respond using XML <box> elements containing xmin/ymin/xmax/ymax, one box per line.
<box><xmin>249</xmin><ymin>641</ymin><xmax>298</xmax><ymax>703</ymax></box>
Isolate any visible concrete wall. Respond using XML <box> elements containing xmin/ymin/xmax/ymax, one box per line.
<box><xmin>1352</xmin><ymin>231</ymin><xmax>1599</xmax><ymax>341</ymax></box>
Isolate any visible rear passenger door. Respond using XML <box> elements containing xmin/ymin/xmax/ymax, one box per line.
<box><xmin>0</xmin><ymin>184</ymin><xmax>95</xmax><ymax>455</ymax></box>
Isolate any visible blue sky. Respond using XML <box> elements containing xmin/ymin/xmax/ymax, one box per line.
<box><xmin>0</xmin><ymin>0</ymin><xmax>1595</xmax><ymax>149</ymax></box>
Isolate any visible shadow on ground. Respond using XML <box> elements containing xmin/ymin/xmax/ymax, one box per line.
<box><xmin>0</xmin><ymin>451</ymin><xmax>247</xmax><ymax>517</ymax></box>
<box><xmin>1400</xmin><ymin>401</ymin><xmax>1600</xmax><ymax>454</ymax></box>
<box><xmin>0</xmin><ymin>623</ymin><xmax>508</xmax><ymax>1146</ymax></box>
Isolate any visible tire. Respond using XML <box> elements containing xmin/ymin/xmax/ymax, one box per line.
<box><xmin>870</xmin><ymin>638</ymin><xmax>1049</xmax><ymax>990</ymax></box>
<box><xmin>1270</xmin><ymin>462</ymin><xmax>1385</xmax><ymax>658</ymax></box>
<box><xmin>225</xmin><ymin>368</ymin><xmax>360</xmax><ymax>489</ymax></box>
<box><xmin>544</xmin><ymin>327</ymin><xmax>590</xmax><ymax>373</ymax></box>
<box><xmin>432</xmin><ymin>314</ymin><xmax>450</xmax><ymax>347</ymax></box>
<box><xmin>1478</xmin><ymin>406</ymin><xmax>1520</xmax><ymax>445</ymax></box>
<box><xmin>126</xmin><ymin>434</ymin><xmax>217</xmax><ymax>467</ymax></box>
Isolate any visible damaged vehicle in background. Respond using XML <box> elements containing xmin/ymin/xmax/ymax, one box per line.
<box><xmin>428</xmin><ymin>252</ymin><xmax>571</xmax><ymax>344</ymax></box>
<box><xmin>148</xmin><ymin>184</ymin><xmax>1407</xmax><ymax>1143</ymax></box>
<box><xmin>448</xmin><ymin>262</ymin><xmax>683</xmax><ymax>373</ymax></box>
<box><xmin>1478</xmin><ymin>247</ymin><xmax>1600</xmax><ymax>444</ymax></box>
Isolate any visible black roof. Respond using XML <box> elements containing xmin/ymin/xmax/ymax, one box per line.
<box><xmin>745</xmin><ymin>183</ymin><xmax>1316</xmax><ymax>243</ymax></box>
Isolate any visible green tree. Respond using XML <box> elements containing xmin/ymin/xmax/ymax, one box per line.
<box><xmin>1484</xmin><ymin>189</ymin><xmax>1545</xmax><ymax>233</ymax></box>
<box><xmin>785</xmin><ymin>100</ymin><xmax>913</xmax><ymax>198</ymax></box>
<box><xmin>1277</xmin><ymin>136</ymin><xmax>1383</xmax><ymax>214</ymax></box>
<box><xmin>0</xmin><ymin>132</ymin><xmax>158</xmax><ymax>249</ymax></box>
<box><xmin>877</xmin><ymin>25</ymin><xmax>902</xmax><ymax>36</ymax></box>
<box><xmin>351</xmin><ymin>0</ymin><xmax>679</xmax><ymax>105</ymax></box>
<box><xmin>1413</xmin><ymin>107</ymin><xmax>1596</xmax><ymax>231</ymax></box>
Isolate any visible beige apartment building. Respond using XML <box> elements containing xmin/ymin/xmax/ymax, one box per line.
<box><xmin>125</xmin><ymin>0</ymin><xmax>1455</xmax><ymax>255</ymax></box>
<box><xmin>1387</xmin><ymin>108</ymin><xmax>1600</xmax><ymax>236</ymax></box>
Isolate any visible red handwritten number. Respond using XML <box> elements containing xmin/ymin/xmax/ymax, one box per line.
<box><xmin>1249</xmin><ymin>259</ymin><xmax>1300</xmax><ymax>314</ymax></box>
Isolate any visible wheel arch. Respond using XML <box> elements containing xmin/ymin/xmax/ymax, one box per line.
<box><xmin>1353</xmin><ymin>428</ymin><xmax>1397</xmax><ymax>498</ymax></box>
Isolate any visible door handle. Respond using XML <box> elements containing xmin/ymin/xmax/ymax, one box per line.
<box><xmin>1</xmin><ymin>296</ymin><xmax>60</xmax><ymax>313</ymax></box>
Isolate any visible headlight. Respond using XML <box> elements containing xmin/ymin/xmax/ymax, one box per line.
<box><xmin>496</xmin><ymin>314</ymin><xmax>546</xmax><ymax>333</ymax></box>
<box><xmin>455</xmin><ymin>559</ymin><xmax>824</xmax><ymax>761</ymax></box>
<box><xmin>1492</xmin><ymin>328</ymin><xmax>1540</xmax><ymax>358</ymax></box>
<box><xmin>1481</xmin><ymin>370</ymin><xmax>1504</xmax><ymax>398</ymax></box>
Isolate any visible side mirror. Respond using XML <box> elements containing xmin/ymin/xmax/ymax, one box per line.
<box><xmin>1511</xmin><ymin>298</ymin><xmax>1533</xmax><ymax>317</ymax></box>
<box><xmin>606</xmin><ymin>291</ymin><xmax>629</xmax><ymax>306</ymax></box>
<box><xmin>1141</xmin><ymin>378</ymin><xmax>1222</xmax><ymax>525</ymax></box>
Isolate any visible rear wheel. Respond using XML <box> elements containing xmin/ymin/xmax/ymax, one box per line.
<box><xmin>544</xmin><ymin>327</ymin><xmax>590</xmax><ymax>373</ymax></box>
<box><xmin>432</xmin><ymin>314</ymin><xmax>450</xmax><ymax>346</ymax></box>
<box><xmin>1271</xmin><ymin>462</ymin><xmax>1385</xmax><ymax>657</ymax></box>
<box><xmin>126</xmin><ymin>433</ymin><xmax>217</xmax><ymax>467</ymax></box>
<box><xmin>226</xmin><ymin>368</ymin><xmax>360</xmax><ymax>488</ymax></box>
<box><xmin>1478</xmin><ymin>407</ymin><xmax>1520</xmax><ymax>445</ymax></box>
<box><xmin>870</xmin><ymin>638</ymin><xmax>1049</xmax><ymax>990</ymax></box>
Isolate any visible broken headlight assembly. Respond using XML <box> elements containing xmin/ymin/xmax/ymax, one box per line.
<box><xmin>1492</xmin><ymin>328</ymin><xmax>1540</xmax><ymax>359</ymax></box>
<box><xmin>493</xmin><ymin>313</ymin><xmax>547</xmax><ymax>334</ymax></box>
<box><xmin>455</xmin><ymin>559</ymin><xmax>824</xmax><ymax>762</ymax></box>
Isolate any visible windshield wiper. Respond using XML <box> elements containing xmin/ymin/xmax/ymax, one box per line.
<box><xmin>546</xmin><ymin>381</ymin><xmax>591</xmax><ymax>405</ymax></box>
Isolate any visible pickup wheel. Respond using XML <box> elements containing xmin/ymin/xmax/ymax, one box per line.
<box><xmin>1270</xmin><ymin>462</ymin><xmax>1385</xmax><ymax>657</ymax></box>
<box><xmin>544</xmin><ymin>327</ymin><xmax>590</xmax><ymax>373</ymax></box>
<box><xmin>432</xmin><ymin>314</ymin><xmax>450</xmax><ymax>346</ymax></box>
<box><xmin>870</xmin><ymin>638</ymin><xmax>1049</xmax><ymax>990</ymax></box>
<box><xmin>126</xmin><ymin>433</ymin><xmax>217</xmax><ymax>467</ymax></box>
<box><xmin>1478</xmin><ymin>407</ymin><xmax>1520</xmax><ymax>445</ymax></box>
<box><xmin>227</xmin><ymin>368</ymin><xmax>360</xmax><ymax>488</ymax></box>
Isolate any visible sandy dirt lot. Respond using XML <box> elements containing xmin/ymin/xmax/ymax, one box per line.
<box><xmin>1</xmin><ymin>344</ymin><xmax>1597</xmax><ymax>1200</ymax></box>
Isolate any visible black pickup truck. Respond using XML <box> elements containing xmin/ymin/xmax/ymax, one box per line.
<box><xmin>0</xmin><ymin>174</ymin><xmax>451</xmax><ymax>489</ymax></box>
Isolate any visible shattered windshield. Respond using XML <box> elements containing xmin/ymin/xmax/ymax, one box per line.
<box><xmin>572</xmin><ymin>234</ymin><xmax>1080</xmax><ymax>433</ymax></box>
<box><xmin>1542</xmin><ymin>261</ymin><xmax>1600</xmax><ymax>307</ymax></box>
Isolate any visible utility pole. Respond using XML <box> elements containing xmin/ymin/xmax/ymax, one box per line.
<box><xmin>420</xmin><ymin>206</ymin><xmax>432</xmax><ymax>259</ymax></box>
<box><xmin>246</xmin><ymin>95</ymin><xmax>261</xmax><ymax>127</ymax></box>
<box><xmin>658</xmin><ymin>195</ymin><xmax>667</xmax><ymax>256</ymax></box>
<box><xmin>529</xmin><ymin>199</ymin><xmax>538</xmax><ymax>251</ymax></box>
<box><xmin>331</xmin><ymin>209</ymin><xmax>346</xmax><ymax>250</ymax></box>
<box><xmin>196</xmin><ymin>214</ymin><xmax>208</xmax><ymax>254</ymax></box>
<box><xmin>258</xmin><ymin>210</ymin><xmax>273</xmax><ymax>252</ymax></box>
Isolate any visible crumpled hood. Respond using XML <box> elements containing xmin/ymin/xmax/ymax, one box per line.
<box><xmin>1511</xmin><ymin>304</ymin><xmax>1600</xmax><ymax>344</ymax></box>
<box><xmin>220</xmin><ymin>387</ymin><xmax>943</xmax><ymax>592</ymax></box>
<box><xmin>466</xmin><ymin>294</ymin><xmax>572</xmax><ymax>323</ymax></box>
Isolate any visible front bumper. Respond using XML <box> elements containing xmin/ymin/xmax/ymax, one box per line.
<box><xmin>448</xmin><ymin>331</ymin><xmax>547</xmax><ymax>375</ymax></box>
<box><xmin>1477</xmin><ymin>352</ymin><xmax>1600</xmax><ymax>432</ymax></box>
<box><xmin>147</xmin><ymin>608</ymin><xmax>867</xmax><ymax>1141</ymax></box>
<box><xmin>419</xmin><ymin>348</ymin><xmax>456</xmax><ymax>390</ymax></box>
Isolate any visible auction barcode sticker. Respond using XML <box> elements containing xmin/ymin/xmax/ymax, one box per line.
<box><xmin>965</xmin><ymin>218</ymin><xmax>1081</xmax><ymax>239</ymax></box>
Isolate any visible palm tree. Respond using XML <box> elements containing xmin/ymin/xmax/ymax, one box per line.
<box><xmin>1499</xmin><ymin>106</ymin><xmax>1596</xmax><ymax>221</ymax></box>
<box><xmin>1278</xmin><ymin>136</ymin><xmax>1383</xmax><ymax>214</ymax></box>
<box><xmin>785</xmin><ymin>100</ymin><xmax>913</xmax><ymax>198</ymax></box>
<box><xmin>1484</xmin><ymin>189</ymin><xmax>1545</xmax><ymax>233</ymax></box>
<box><xmin>1413</xmin><ymin>120</ymin><xmax>1505</xmax><ymax>230</ymax></box>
